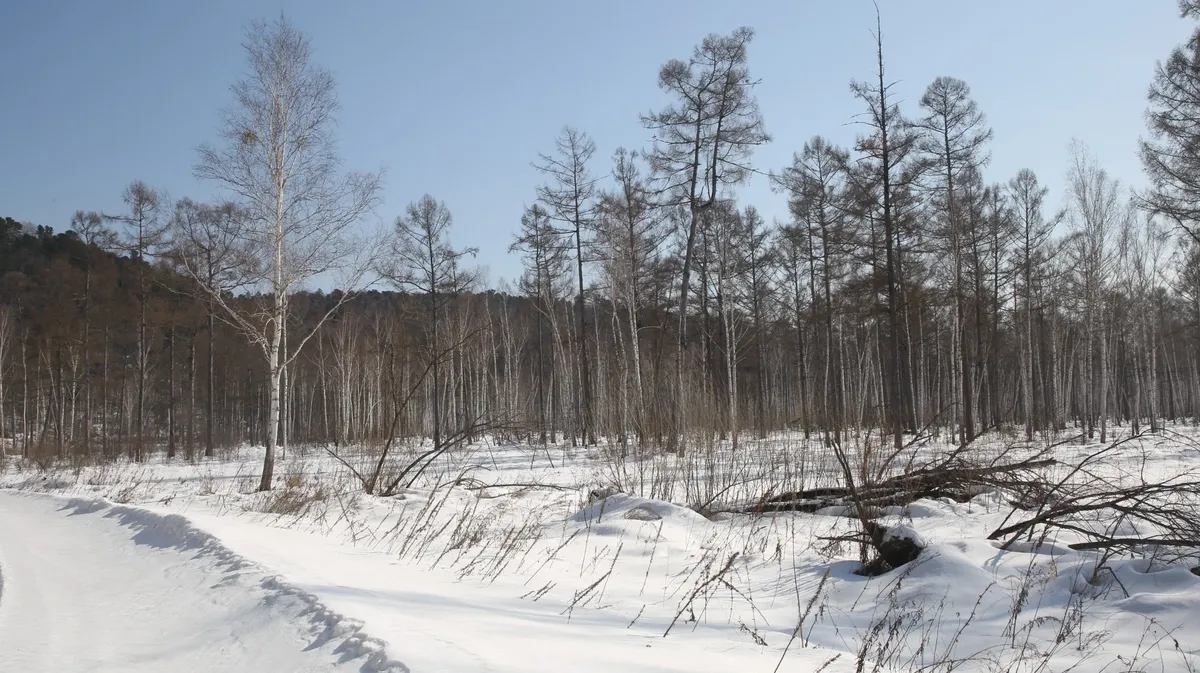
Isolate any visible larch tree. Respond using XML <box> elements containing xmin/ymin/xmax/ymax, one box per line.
<box><xmin>382</xmin><ymin>195</ymin><xmax>478</xmax><ymax>454</ymax></box>
<box><xmin>68</xmin><ymin>210</ymin><xmax>114</xmax><ymax>456</ymax></box>
<box><xmin>534</xmin><ymin>127</ymin><xmax>598</xmax><ymax>446</ymax></box>
<box><xmin>1142</xmin><ymin>0</ymin><xmax>1200</xmax><ymax>245</ymax></box>
<box><xmin>775</xmin><ymin>136</ymin><xmax>851</xmax><ymax>441</ymax></box>
<box><xmin>981</xmin><ymin>181</ymin><xmax>1015</xmax><ymax>431</ymax></box>
<box><xmin>955</xmin><ymin>169</ymin><xmax>996</xmax><ymax>434</ymax></box>
<box><xmin>738</xmin><ymin>205</ymin><xmax>775</xmax><ymax>440</ymax></box>
<box><xmin>1007</xmin><ymin>169</ymin><xmax>1061</xmax><ymax>440</ymax></box>
<box><xmin>641</xmin><ymin>27</ymin><xmax>769</xmax><ymax>449</ymax></box>
<box><xmin>170</xmin><ymin>199</ymin><xmax>250</xmax><ymax>458</ymax></box>
<box><xmin>106</xmin><ymin>181</ymin><xmax>166</xmax><ymax>461</ymax></box>
<box><xmin>849</xmin><ymin>12</ymin><xmax>923</xmax><ymax>449</ymax></box>
<box><xmin>193</xmin><ymin>16</ymin><xmax>382</xmax><ymax>490</ymax></box>
<box><xmin>916</xmin><ymin>76</ymin><xmax>992</xmax><ymax>446</ymax></box>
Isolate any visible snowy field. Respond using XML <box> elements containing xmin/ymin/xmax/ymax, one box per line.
<box><xmin>3</xmin><ymin>429</ymin><xmax>1200</xmax><ymax>672</ymax></box>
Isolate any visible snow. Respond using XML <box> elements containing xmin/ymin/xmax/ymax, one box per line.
<box><xmin>0</xmin><ymin>491</ymin><xmax>399</xmax><ymax>672</ymax></box>
<box><xmin>3</xmin><ymin>430</ymin><xmax>1200</xmax><ymax>671</ymax></box>
<box><xmin>882</xmin><ymin>523</ymin><xmax>925</xmax><ymax>548</ymax></box>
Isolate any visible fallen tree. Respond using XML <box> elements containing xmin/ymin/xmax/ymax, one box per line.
<box><xmin>739</xmin><ymin>429</ymin><xmax>1061</xmax><ymax>574</ymax></box>
<box><xmin>989</xmin><ymin>431</ymin><xmax>1200</xmax><ymax>554</ymax></box>
<box><xmin>750</xmin><ymin>429</ymin><xmax>1200</xmax><ymax>575</ymax></box>
<box><xmin>748</xmin><ymin>453</ymin><xmax>1055</xmax><ymax>514</ymax></box>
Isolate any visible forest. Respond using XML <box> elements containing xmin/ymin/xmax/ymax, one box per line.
<box><xmin>3</xmin><ymin>7</ymin><xmax>1200</xmax><ymax>495</ymax></box>
<box><xmin>14</xmin><ymin>6</ymin><xmax>1200</xmax><ymax>673</ymax></box>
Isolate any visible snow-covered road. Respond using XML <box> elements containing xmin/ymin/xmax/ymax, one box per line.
<box><xmin>0</xmin><ymin>492</ymin><xmax>365</xmax><ymax>673</ymax></box>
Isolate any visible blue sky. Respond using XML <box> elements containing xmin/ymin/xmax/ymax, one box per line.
<box><xmin>1</xmin><ymin>1</ymin><xmax>1190</xmax><ymax>285</ymax></box>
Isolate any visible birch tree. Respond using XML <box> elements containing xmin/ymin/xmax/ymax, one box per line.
<box><xmin>511</xmin><ymin>204</ymin><xmax>570</xmax><ymax>443</ymax></box>
<box><xmin>1065</xmin><ymin>141</ymin><xmax>1120</xmax><ymax>442</ymax></box>
<box><xmin>595</xmin><ymin>148</ymin><xmax>666</xmax><ymax>445</ymax></box>
<box><xmin>193</xmin><ymin>16</ymin><xmax>381</xmax><ymax>490</ymax></box>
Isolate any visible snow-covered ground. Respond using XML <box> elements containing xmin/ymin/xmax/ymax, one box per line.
<box><xmin>3</xmin><ymin>429</ymin><xmax>1200</xmax><ymax>672</ymax></box>
<box><xmin>0</xmin><ymin>491</ymin><xmax>398</xmax><ymax>672</ymax></box>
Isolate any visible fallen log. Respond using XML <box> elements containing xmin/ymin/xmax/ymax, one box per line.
<box><xmin>748</xmin><ymin>457</ymin><xmax>1056</xmax><ymax>514</ymax></box>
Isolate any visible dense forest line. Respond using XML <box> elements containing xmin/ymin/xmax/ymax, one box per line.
<box><xmin>5</xmin><ymin>7</ymin><xmax>1200</xmax><ymax>488</ymax></box>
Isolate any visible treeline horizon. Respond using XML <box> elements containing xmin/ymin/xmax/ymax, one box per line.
<box><xmin>5</xmin><ymin>7</ymin><xmax>1200</xmax><ymax>486</ymax></box>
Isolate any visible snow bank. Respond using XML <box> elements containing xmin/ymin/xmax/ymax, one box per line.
<box><xmin>60</xmin><ymin>495</ymin><xmax>409</xmax><ymax>672</ymax></box>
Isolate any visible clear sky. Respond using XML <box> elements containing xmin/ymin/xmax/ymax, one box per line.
<box><xmin>1</xmin><ymin>1</ymin><xmax>1191</xmax><ymax>286</ymax></box>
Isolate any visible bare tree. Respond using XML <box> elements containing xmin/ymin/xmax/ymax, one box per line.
<box><xmin>1065</xmin><ymin>141</ymin><xmax>1121</xmax><ymax>442</ymax></box>
<box><xmin>511</xmin><ymin>203</ymin><xmax>571</xmax><ymax>444</ymax></box>
<box><xmin>69</xmin><ymin>210</ymin><xmax>114</xmax><ymax>456</ymax></box>
<box><xmin>916</xmin><ymin>76</ymin><xmax>992</xmax><ymax>446</ymax></box>
<box><xmin>1008</xmin><ymin>170</ymin><xmax>1062</xmax><ymax>440</ymax></box>
<box><xmin>703</xmin><ymin>201</ymin><xmax>751</xmax><ymax>446</ymax></box>
<box><xmin>737</xmin><ymin>205</ymin><xmax>775</xmax><ymax>440</ymax></box>
<box><xmin>1141</xmin><ymin>0</ymin><xmax>1200</xmax><ymax>245</ymax></box>
<box><xmin>170</xmin><ymin>199</ymin><xmax>251</xmax><ymax>458</ymax></box>
<box><xmin>105</xmin><ymin>181</ymin><xmax>166</xmax><ymax>461</ymax></box>
<box><xmin>775</xmin><ymin>137</ymin><xmax>851</xmax><ymax>441</ymax></box>
<box><xmin>642</xmin><ymin>26</ymin><xmax>769</xmax><ymax>449</ymax></box>
<box><xmin>596</xmin><ymin>148</ymin><xmax>666</xmax><ymax>446</ymax></box>
<box><xmin>534</xmin><ymin>127</ymin><xmax>598</xmax><ymax>445</ymax></box>
<box><xmin>0</xmin><ymin>306</ymin><xmax>10</xmax><ymax>446</ymax></box>
<box><xmin>849</xmin><ymin>10</ymin><xmax>923</xmax><ymax>449</ymax></box>
<box><xmin>381</xmin><ymin>195</ymin><xmax>477</xmax><ymax>452</ymax></box>
<box><xmin>193</xmin><ymin>16</ymin><xmax>382</xmax><ymax>490</ymax></box>
<box><xmin>1117</xmin><ymin>210</ymin><xmax>1170</xmax><ymax>432</ymax></box>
